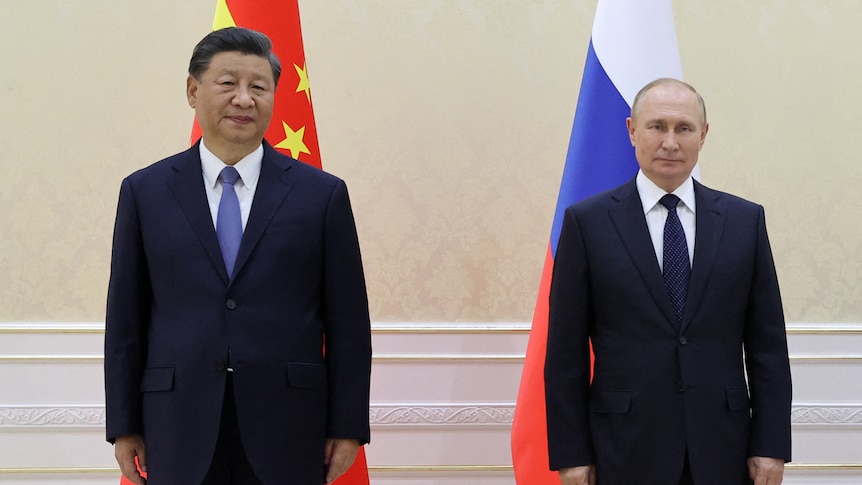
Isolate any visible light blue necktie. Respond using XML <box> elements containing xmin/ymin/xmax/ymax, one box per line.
<box><xmin>660</xmin><ymin>194</ymin><xmax>690</xmax><ymax>323</ymax></box>
<box><xmin>217</xmin><ymin>167</ymin><xmax>242</xmax><ymax>278</ymax></box>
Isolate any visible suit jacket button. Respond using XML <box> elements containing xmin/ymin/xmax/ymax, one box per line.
<box><xmin>679</xmin><ymin>336</ymin><xmax>688</xmax><ymax>345</ymax></box>
<box><xmin>225</xmin><ymin>299</ymin><xmax>237</xmax><ymax>310</ymax></box>
<box><xmin>677</xmin><ymin>382</ymin><xmax>685</xmax><ymax>393</ymax></box>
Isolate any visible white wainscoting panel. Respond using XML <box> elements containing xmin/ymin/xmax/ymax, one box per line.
<box><xmin>0</xmin><ymin>322</ymin><xmax>861</xmax><ymax>485</ymax></box>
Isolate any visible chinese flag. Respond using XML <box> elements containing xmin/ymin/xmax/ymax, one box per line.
<box><xmin>189</xmin><ymin>0</ymin><xmax>323</xmax><ymax>167</ymax></box>
<box><xmin>120</xmin><ymin>1</ymin><xmax>370</xmax><ymax>484</ymax></box>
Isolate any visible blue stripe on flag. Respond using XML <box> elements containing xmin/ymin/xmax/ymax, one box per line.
<box><xmin>549</xmin><ymin>40</ymin><xmax>639</xmax><ymax>257</ymax></box>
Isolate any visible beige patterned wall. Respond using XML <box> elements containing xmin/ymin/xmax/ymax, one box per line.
<box><xmin>1</xmin><ymin>0</ymin><xmax>860</xmax><ymax>323</ymax></box>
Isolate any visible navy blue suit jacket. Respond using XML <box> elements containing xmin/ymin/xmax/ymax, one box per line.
<box><xmin>545</xmin><ymin>178</ymin><xmax>791</xmax><ymax>484</ymax></box>
<box><xmin>105</xmin><ymin>141</ymin><xmax>371</xmax><ymax>485</ymax></box>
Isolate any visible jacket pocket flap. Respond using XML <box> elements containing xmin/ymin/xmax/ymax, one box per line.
<box><xmin>139</xmin><ymin>367</ymin><xmax>174</xmax><ymax>392</ymax></box>
<box><xmin>590</xmin><ymin>391</ymin><xmax>632</xmax><ymax>414</ymax></box>
<box><xmin>286</xmin><ymin>363</ymin><xmax>326</xmax><ymax>389</ymax></box>
<box><xmin>726</xmin><ymin>386</ymin><xmax>751</xmax><ymax>411</ymax></box>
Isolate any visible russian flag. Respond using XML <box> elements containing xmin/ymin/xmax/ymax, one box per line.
<box><xmin>511</xmin><ymin>1</ymin><xmax>683</xmax><ymax>482</ymax></box>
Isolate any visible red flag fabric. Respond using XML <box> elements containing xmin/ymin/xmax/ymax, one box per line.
<box><xmin>511</xmin><ymin>246</ymin><xmax>558</xmax><ymax>484</ymax></box>
<box><xmin>120</xmin><ymin>1</ymin><xmax>370</xmax><ymax>483</ymax></box>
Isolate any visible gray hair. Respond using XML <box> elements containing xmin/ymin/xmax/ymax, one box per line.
<box><xmin>631</xmin><ymin>78</ymin><xmax>707</xmax><ymax>125</ymax></box>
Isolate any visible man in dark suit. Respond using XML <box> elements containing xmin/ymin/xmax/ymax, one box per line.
<box><xmin>104</xmin><ymin>27</ymin><xmax>371</xmax><ymax>485</ymax></box>
<box><xmin>544</xmin><ymin>78</ymin><xmax>791</xmax><ymax>485</ymax></box>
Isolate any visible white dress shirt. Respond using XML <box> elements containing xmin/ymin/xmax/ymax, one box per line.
<box><xmin>636</xmin><ymin>170</ymin><xmax>696</xmax><ymax>270</ymax></box>
<box><xmin>200</xmin><ymin>141</ymin><xmax>263</xmax><ymax>231</ymax></box>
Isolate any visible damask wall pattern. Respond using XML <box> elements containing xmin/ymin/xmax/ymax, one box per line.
<box><xmin>1</xmin><ymin>0</ymin><xmax>860</xmax><ymax>324</ymax></box>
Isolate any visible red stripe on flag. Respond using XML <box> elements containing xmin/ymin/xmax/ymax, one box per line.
<box><xmin>512</xmin><ymin>246</ymin><xmax>594</xmax><ymax>483</ymax></box>
<box><xmin>511</xmin><ymin>245</ymin><xmax>559</xmax><ymax>484</ymax></box>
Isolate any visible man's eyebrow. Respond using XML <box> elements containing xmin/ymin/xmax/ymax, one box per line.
<box><xmin>215</xmin><ymin>68</ymin><xmax>270</xmax><ymax>81</ymax></box>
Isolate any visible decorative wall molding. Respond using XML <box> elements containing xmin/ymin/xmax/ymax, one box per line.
<box><xmin>372</xmin><ymin>322</ymin><xmax>531</xmax><ymax>334</ymax></box>
<box><xmin>0</xmin><ymin>355</ymin><xmax>103</xmax><ymax>363</ymax></box>
<box><xmin>0</xmin><ymin>322</ymin><xmax>104</xmax><ymax>333</ymax></box>
<box><xmin>4</xmin><ymin>403</ymin><xmax>862</xmax><ymax>428</ymax></box>
<box><xmin>792</xmin><ymin>404</ymin><xmax>862</xmax><ymax>426</ymax></box>
<box><xmin>0</xmin><ymin>404</ymin><xmax>513</xmax><ymax>428</ymax></box>
<box><xmin>2</xmin><ymin>322</ymin><xmax>862</xmax><ymax>482</ymax></box>
<box><xmin>789</xmin><ymin>355</ymin><xmax>862</xmax><ymax>362</ymax></box>
<box><xmin>785</xmin><ymin>322</ymin><xmax>862</xmax><ymax>334</ymax></box>
<box><xmin>0</xmin><ymin>406</ymin><xmax>105</xmax><ymax>427</ymax></box>
<box><xmin>370</xmin><ymin>404</ymin><xmax>513</xmax><ymax>427</ymax></box>
<box><xmin>3</xmin><ymin>321</ymin><xmax>860</xmax><ymax>334</ymax></box>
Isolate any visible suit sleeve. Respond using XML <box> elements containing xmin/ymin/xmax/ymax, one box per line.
<box><xmin>321</xmin><ymin>180</ymin><xmax>372</xmax><ymax>444</ymax></box>
<box><xmin>545</xmin><ymin>207</ymin><xmax>595</xmax><ymax>469</ymax></box>
<box><xmin>104</xmin><ymin>178</ymin><xmax>151</xmax><ymax>443</ymax></box>
<box><xmin>743</xmin><ymin>206</ymin><xmax>792</xmax><ymax>461</ymax></box>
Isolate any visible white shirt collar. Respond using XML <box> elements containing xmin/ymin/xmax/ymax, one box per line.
<box><xmin>636</xmin><ymin>170</ymin><xmax>696</xmax><ymax>214</ymax></box>
<box><xmin>199</xmin><ymin>141</ymin><xmax>264</xmax><ymax>189</ymax></box>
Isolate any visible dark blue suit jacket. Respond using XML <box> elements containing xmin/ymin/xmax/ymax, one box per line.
<box><xmin>105</xmin><ymin>141</ymin><xmax>371</xmax><ymax>485</ymax></box>
<box><xmin>545</xmin><ymin>178</ymin><xmax>791</xmax><ymax>484</ymax></box>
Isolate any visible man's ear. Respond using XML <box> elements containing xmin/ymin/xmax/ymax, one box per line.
<box><xmin>186</xmin><ymin>75</ymin><xmax>198</xmax><ymax>109</ymax></box>
<box><xmin>699</xmin><ymin>122</ymin><xmax>709</xmax><ymax>148</ymax></box>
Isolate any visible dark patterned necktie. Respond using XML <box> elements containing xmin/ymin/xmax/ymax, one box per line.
<box><xmin>217</xmin><ymin>167</ymin><xmax>242</xmax><ymax>278</ymax></box>
<box><xmin>659</xmin><ymin>194</ymin><xmax>690</xmax><ymax>323</ymax></box>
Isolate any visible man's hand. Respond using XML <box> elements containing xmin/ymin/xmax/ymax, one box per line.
<box><xmin>558</xmin><ymin>465</ymin><xmax>596</xmax><ymax>485</ymax></box>
<box><xmin>748</xmin><ymin>456</ymin><xmax>784</xmax><ymax>485</ymax></box>
<box><xmin>114</xmin><ymin>434</ymin><xmax>147</xmax><ymax>485</ymax></box>
<box><xmin>324</xmin><ymin>438</ymin><xmax>360</xmax><ymax>483</ymax></box>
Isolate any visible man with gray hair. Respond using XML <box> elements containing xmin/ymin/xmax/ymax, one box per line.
<box><xmin>545</xmin><ymin>78</ymin><xmax>791</xmax><ymax>484</ymax></box>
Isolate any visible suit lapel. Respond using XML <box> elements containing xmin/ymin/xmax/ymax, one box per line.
<box><xmin>681</xmin><ymin>181</ymin><xmax>726</xmax><ymax>332</ymax></box>
<box><xmin>231</xmin><ymin>144</ymin><xmax>297</xmax><ymax>283</ymax></box>
<box><xmin>166</xmin><ymin>145</ymin><xmax>230</xmax><ymax>284</ymax></box>
<box><xmin>608</xmin><ymin>180</ymin><xmax>680</xmax><ymax>329</ymax></box>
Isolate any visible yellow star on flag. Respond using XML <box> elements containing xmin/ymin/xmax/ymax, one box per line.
<box><xmin>295</xmin><ymin>63</ymin><xmax>311</xmax><ymax>103</ymax></box>
<box><xmin>274</xmin><ymin>121</ymin><xmax>311</xmax><ymax>159</ymax></box>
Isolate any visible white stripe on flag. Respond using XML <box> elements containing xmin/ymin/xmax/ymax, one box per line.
<box><xmin>592</xmin><ymin>0</ymin><xmax>683</xmax><ymax>107</ymax></box>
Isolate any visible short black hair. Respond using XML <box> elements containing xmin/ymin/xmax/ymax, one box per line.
<box><xmin>188</xmin><ymin>27</ymin><xmax>282</xmax><ymax>86</ymax></box>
